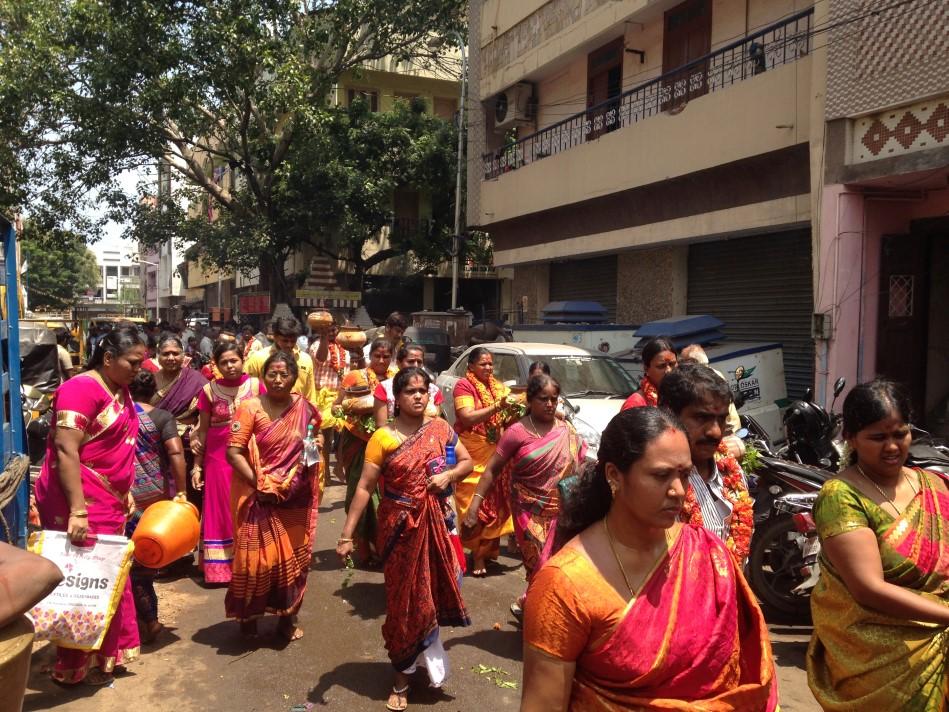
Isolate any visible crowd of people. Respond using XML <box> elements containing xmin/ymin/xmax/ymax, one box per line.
<box><xmin>7</xmin><ymin>312</ymin><xmax>947</xmax><ymax>711</ymax></box>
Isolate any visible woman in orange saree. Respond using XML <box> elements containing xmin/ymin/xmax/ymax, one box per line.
<box><xmin>338</xmin><ymin>368</ymin><xmax>473</xmax><ymax>712</ymax></box>
<box><xmin>808</xmin><ymin>380</ymin><xmax>949</xmax><ymax>711</ymax></box>
<box><xmin>522</xmin><ymin>407</ymin><xmax>777</xmax><ymax>711</ymax></box>
<box><xmin>226</xmin><ymin>351</ymin><xmax>320</xmax><ymax>642</ymax></box>
<box><xmin>452</xmin><ymin>347</ymin><xmax>521</xmax><ymax>576</ymax></box>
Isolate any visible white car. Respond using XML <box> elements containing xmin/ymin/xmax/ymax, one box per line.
<box><xmin>435</xmin><ymin>343</ymin><xmax>637</xmax><ymax>458</ymax></box>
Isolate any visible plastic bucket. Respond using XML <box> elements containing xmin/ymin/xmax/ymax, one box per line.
<box><xmin>131</xmin><ymin>500</ymin><xmax>200</xmax><ymax>569</ymax></box>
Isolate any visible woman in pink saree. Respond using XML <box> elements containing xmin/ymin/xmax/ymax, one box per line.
<box><xmin>522</xmin><ymin>407</ymin><xmax>777</xmax><ymax>711</ymax></box>
<box><xmin>34</xmin><ymin>327</ymin><xmax>147</xmax><ymax>685</ymax></box>
<box><xmin>463</xmin><ymin>374</ymin><xmax>585</xmax><ymax>617</ymax></box>
<box><xmin>191</xmin><ymin>341</ymin><xmax>262</xmax><ymax>584</ymax></box>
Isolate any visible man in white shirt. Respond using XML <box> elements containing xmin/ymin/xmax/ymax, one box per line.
<box><xmin>198</xmin><ymin>327</ymin><xmax>215</xmax><ymax>356</ymax></box>
<box><xmin>658</xmin><ymin>363</ymin><xmax>749</xmax><ymax>546</ymax></box>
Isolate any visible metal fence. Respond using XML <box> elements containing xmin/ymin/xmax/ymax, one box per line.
<box><xmin>482</xmin><ymin>8</ymin><xmax>814</xmax><ymax>180</ymax></box>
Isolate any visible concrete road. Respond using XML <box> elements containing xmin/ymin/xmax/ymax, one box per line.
<box><xmin>23</xmin><ymin>480</ymin><xmax>819</xmax><ymax>711</ymax></box>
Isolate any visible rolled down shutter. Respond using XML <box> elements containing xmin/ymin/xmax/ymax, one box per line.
<box><xmin>687</xmin><ymin>229</ymin><xmax>814</xmax><ymax>399</ymax></box>
<box><xmin>549</xmin><ymin>255</ymin><xmax>618</xmax><ymax>321</ymax></box>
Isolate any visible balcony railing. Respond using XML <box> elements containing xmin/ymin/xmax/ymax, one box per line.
<box><xmin>482</xmin><ymin>7</ymin><xmax>813</xmax><ymax>180</ymax></box>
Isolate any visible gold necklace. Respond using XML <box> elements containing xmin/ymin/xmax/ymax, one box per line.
<box><xmin>856</xmin><ymin>464</ymin><xmax>917</xmax><ymax>516</ymax></box>
<box><xmin>603</xmin><ymin>517</ymin><xmax>636</xmax><ymax>597</ymax></box>
<box><xmin>527</xmin><ymin>414</ymin><xmax>549</xmax><ymax>439</ymax></box>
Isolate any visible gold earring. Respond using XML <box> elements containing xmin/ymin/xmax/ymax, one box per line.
<box><xmin>608</xmin><ymin>480</ymin><xmax>618</xmax><ymax>496</ymax></box>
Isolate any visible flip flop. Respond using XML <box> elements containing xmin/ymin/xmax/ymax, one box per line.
<box><xmin>386</xmin><ymin>684</ymin><xmax>410</xmax><ymax>711</ymax></box>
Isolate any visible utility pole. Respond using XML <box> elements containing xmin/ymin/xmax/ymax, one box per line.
<box><xmin>451</xmin><ymin>33</ymin><xmax>467</xmax><ymax>310</ymax></box>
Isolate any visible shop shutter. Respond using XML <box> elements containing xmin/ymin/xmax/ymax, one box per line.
<box><xmin>549</xmin><ymin>255</ymin><xmax>618</xmax><ymax>321</ymax></box>
<box><xmin>687</xmin><ymin>229</ymin><xmax>814</xmax><ymax>399</ymax></box>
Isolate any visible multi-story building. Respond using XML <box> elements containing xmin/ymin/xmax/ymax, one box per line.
<box><xmin>95</xmin><ymin>248</ymin><xmax>141</xmax><ymax>305</ymax></box>
<box><xmin>815</xmin><ymin>0</ymin><xmax>949</xmax><ymax>432</ymax></box>
<box><xmin>468</xmin><ymin>0</ymin><xmax>822</xmax><ymax>399</ymax></box>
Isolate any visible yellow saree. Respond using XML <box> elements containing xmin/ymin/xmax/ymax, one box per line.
<box><xmin>807</xmin><ymin>472</ymin><xmax>949</xmax><ymax>711</ymax></box>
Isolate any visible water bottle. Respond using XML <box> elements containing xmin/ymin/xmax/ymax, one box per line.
<box><xmin>445</xmin><ymin>442</ymin><xmax>456</xmax><ymax>466</ymax></box>
<box><xmin>304</xmin><ymin>423</ymin><xmax>320</xmax><ymax>467</ymax></box>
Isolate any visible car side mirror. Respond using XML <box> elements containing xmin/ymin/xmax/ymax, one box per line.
<box><xmin>833</xmin><ymin>377</ymin><xmax>846</xmax><ymax>398</ymax></box>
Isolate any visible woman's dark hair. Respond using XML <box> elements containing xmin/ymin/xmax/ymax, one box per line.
<box><xmin>271</xmin><ymin>316</ymin><xmax>301</xmax><ymax>339</ymax></box>
<box><xmin>262</xmin><ymin>350</ymin><xmax>299</xmax><ymax>382</ymax></box>
<box><xmin>129</xmin><ymin>370</ymin><xmax>157</xmax><ymax>402</ymax></box>
<box><xmin>528</xmin><ymin>361</ymin><xmax>551</xmax><ymax>376</ymax></box>
<box><xmin>385</xmin><ymin>312</ymin><xmax>408</xmax><ymax>330</ymax></box>
<box><xmin>842</xmin><ymin>378</ymin><xmax>913</xmax><ymax>439</ymax></box>
<box><xmin>658</xmin><ymin>363</ymin><xmax>733</xmax><ymax>415</ymax></box>
<box><xmin>397</xmin><ymin>343</ymin><xmax>425</xmax><ymax>362</ymax></box>
<box><xmin>527</xmin><ymin>374</ymin><xmax>559</xmax><ymax>401</ymax></box>
<box><xmin>157</xmin><ymin>333</ymin><xmax>183</xmax><ymax>351</ymax></box>
<box><xmin>392</xmin><ymin>366</ymin><xmax>431</xmax><ymax>396</ymax></box>
<box><xmin>212</xmin><ymin>340</ymin><xmax>243</xmax><ymax>364</ymax></box>
<box><xmin>641</xmin><ymin>336</ymin><xmax>676</xmax><ymax>369</ymax></box>
<box><xmin>467</xmin><ymin>346</ymin><xmax>491</xmax><ymax>365</ymax></box>
<box><xmin>87</xmin><ymin>327</ymin><xmax>146</xmax><ymax>371</ymax></box>
<box><xmin>555</xmin><ymin>407</ymin><xmax>685</xmax><ymax>548</ymax></box>
<box><xmin>369</xmin><ymin>337</ymin><xmax>392</xmax><ymax>356</ymax></box>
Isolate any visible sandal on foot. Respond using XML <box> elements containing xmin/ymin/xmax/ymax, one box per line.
<box><xmin>386</xmin><ymin>684</ymin><xmax>409</xmax><ymax>711</ymax></box>
<box><xmin>510</xmin><ymin>601</ymin><xmax>523</xmax><ymax>619</ymax></box>
<box><xmin>84</xmin><ymin>669</ymin><xmax>114</xmax><ymax>686</ymax></box>
<box><xmin>277</xmin><ymin>619</ymin><xmax>304</xmax><ymax>642</ymax></box>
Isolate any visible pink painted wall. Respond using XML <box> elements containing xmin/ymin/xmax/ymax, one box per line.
<box><xmin>816</xmin><ymin>184</ymin><xmax>949</xmax><ymax>408</ymax></box>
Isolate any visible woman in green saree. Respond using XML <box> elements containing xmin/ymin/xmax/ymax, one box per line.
<box><xmin>807</xmin><ymin>379</ymin><xmax>949</xmax><ymax>711</ymax></box>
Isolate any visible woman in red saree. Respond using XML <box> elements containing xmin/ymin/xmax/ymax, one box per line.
<box><xmin>620</xmin><ymin>337</ymin><xmax>676</xmax><ymax>410</ymax></box>
<box><xmin>522</xmin><ymin>407</ymin><xmax>777</xmax><ymax>711</ymax></box>
<box><xmin>34</xmin><ymin>327</ymin><xmax>147</xmax><ymax>685</ymax></box>
<box><xmin>463</xmin><ymin>374</ymin><xmax>586</xmax><ymax>617</ymax></box>
<box><xmin>226</xmin><ymin>351</ymin><xmax>320</xmax><ymax>642</ymax></box>
<box><xmin>338</xmin><ymin>367</ymin><xmax>473</xmax><ymax>712</ymax></box>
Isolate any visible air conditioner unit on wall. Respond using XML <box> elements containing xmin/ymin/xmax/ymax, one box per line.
<box><xmin>493</xmin><ymin>82</ymin><xmax>534</xmax><ymax>132</ymax></box>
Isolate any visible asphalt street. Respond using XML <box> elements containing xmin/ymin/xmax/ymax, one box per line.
<box><xmin>23</xmin><ymin>479</ymin><xmax>819</xmax><ymax>711</ymax></box>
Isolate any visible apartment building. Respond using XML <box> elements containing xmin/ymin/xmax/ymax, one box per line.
<box><xmin>815</xmin><ymin>0</ymin><xmax>949</xmax><ymax>431</ymax></box>
<box><xmin>95</xmin><ymin>248</ymin><xmax>141</xmax><ymax>305</ymax></box>
<box><xmin>468</xmin><ymin>0</ymin><xmax>822</xmax><ymax>398</ymax></box>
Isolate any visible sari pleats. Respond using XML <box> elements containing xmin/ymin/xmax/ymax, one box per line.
<box><xmin>377</xmin><ymin>419</ymin><xmax>470</xmax><ymax>670</ymax></box>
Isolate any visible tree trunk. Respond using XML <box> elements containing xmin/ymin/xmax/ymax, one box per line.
<box><xmin>262</xmin><ymin>252</ymin><xmax>291</xmax><ymax>305</ymax></box>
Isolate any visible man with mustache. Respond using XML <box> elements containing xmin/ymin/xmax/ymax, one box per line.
<box><xmin>659</xmin><ymin>363</ymin><xmax>753</xmax><ymax>556</ymax></box>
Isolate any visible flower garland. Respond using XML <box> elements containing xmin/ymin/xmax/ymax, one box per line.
<box><xmin>465</xmin><ymin>371</ymin><xmax>510</xmax><ymax>443</ymax></box>
<box><xmin>682</xmin><ymin>442</ymin><xmax>754</xmax><ymax>562</ymax></box>
<box><xmin>639</xmin><ymin>376</ymin><xmax>659</xmax><ymax>406</ymax></box>
<box><xmin>327</xmin><ymin>341</ymin><xmax>348</xmax><ymax>380</ymax></box>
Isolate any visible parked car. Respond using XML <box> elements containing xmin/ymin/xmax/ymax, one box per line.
<box><xmin>435</xmin><ymin>343</ymin><xmax>636</xmax><ymax>457</ymax></box>
<box><xmin>403</xmin><ymin>326</ymin><xmax>452</xmax><ymax>374</ymax></box>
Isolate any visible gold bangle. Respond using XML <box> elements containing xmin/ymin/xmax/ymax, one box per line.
<box><xmin>69</xmin><ymin>510</ymin><xmax>88</xmax><ymax>517</ymax></box>
<box><xmin>471</xmin><ymin>493</ymin><xmax>484</xmax><ymax>501</ymax></box>
<box><xmin>337</xmin><ymin>537</ymin><xmax>353</xmax><ymax>543</ymax></box>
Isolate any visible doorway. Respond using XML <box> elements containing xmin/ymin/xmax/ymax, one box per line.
<box><xmin>586</xmin><ymin>37</ymin><xmax>624</xmax><ymax>140</ymax></box>
<box><xmin>876</xmin><ymin>218</ymin><xmax>949</xmax><ymax>434</ymax></box>
<box><xmin>661</xmin><ymin>0</ymin><xmax>712</xmax><ymax>110</ymax></box>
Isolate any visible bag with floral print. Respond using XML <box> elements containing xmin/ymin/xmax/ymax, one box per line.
<box><xmin>27</xmin><ymin>531</ymin><xmax>134</xmax><ymax>650</ymax></box>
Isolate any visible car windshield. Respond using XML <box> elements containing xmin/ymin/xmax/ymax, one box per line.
<box><xmin>546</xmin><ymin>355</ymin><xmax>636</xmax><ymax>398</ymax></box>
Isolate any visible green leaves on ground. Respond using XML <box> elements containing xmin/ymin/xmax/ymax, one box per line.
<box><xmin>472</xmin><ymin>664</ymin><xmax>518</xmax><ymax>689</ymax></box>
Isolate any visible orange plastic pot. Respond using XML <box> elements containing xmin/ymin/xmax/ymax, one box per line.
<box><xmin>131</xmin><ymin>499</ymin><xmax>200</xmax><ymax>569</ymax></box>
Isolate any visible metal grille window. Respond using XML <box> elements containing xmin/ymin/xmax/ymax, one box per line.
<box><xmin>888</xmin><ymin>275</ymin><xmax>914</xmax><ymax>318</ymax></box>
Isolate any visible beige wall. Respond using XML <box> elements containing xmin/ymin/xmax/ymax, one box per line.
<box><xmin>479</xmin><ymin>0</ymin><xmax>550</xmax><ymax>46</ymax></box>
<box><xmin>511</xmin><ymin>263</ymin><xmax>550</xmax><ymax>323</ymax></box>
<box><xmin>494</xmin><ymin>195</ymin><xmax>810</xmax><ymax>266</ymax></box>
<box><xmin>616</xmin><ymin>246</ymin><xmax>688</xmax><ymax>323</ymax></box>
<box><xmin>481</xmin><ymin>58</ymin><xmax>811</xmax><ymax>226</ymax></box>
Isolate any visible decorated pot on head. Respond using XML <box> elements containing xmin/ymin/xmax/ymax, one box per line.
<box><xmin>336</xmin><ymin>324</ymin><xmax>367</xmax><ymax>352</ymax></box>
<box><xmin>307</xmin><ymin>310</ymin><xmax>333</xmax><ymax>331</ymax></box>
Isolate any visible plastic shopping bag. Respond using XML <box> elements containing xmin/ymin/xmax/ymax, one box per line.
<box><xmin>27</xmin><ymin>530</ymin><xmax>134</xmax><ymax>650</ymax></box>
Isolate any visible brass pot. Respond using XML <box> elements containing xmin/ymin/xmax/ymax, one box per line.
<box><xmin>336</xmin><ymin>325</ymin><xmax>367</xmax><ymax>351</ymax></box>
<box><xmin>307</xmin><ymin>310</ymin><xmax>333</xmax><ymax>331</ymax></box>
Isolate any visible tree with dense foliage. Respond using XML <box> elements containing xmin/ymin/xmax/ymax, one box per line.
<box><xmin>0</xmin><ymin>0</ymin><xmax>466</xmax><ymax>302</ymax></box>
<box><xmin>20</xmin><ymin>225</ymin><xmax>100</xmax><ymax>310</ymax></box>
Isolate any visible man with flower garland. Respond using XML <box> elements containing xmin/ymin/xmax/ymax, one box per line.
<box><xmin>658</xmin><ymin>363</ymin><xmax>754</xmax><ymax>563</ymax></box>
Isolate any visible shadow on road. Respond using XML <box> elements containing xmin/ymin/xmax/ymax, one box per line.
<box><xmin>444</xmin><ymin>627</ymin><xmax>522</xmax><ymax>661</ymax></box>
<box><xmin>23</xmin><ymin>665</ymin><xmax>139</xmax><ymax>711</ymax></box>
<box><xmin>192</xmin><ymin>619</ymin><xmax>297</xmax><ymax>656</ymax></box>
<box><xmin>333</xmin><ymin>580</ymin><xmax>387</xmax><ymax>620</ymax></box>
<box><xmin>771</xmin><ymin>638</ymin><xmax>809</xmax><ymax>672</ymax></box>
<box><xmin>308</xmin><ymin>662</ymin><xmax>457</xmax><ymax>707</ymax></box>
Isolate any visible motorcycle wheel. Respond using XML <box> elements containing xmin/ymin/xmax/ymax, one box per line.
<box><xmin>748</xmin><ymin>514</ymin><xmax>812</xmax><ymax>619</ymax></box>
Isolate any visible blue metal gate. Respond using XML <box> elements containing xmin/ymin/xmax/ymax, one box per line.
<box><xmin>0</xmin><ymin>214</ymin><xmax>26</xmax><ymax>545</ymax></box>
